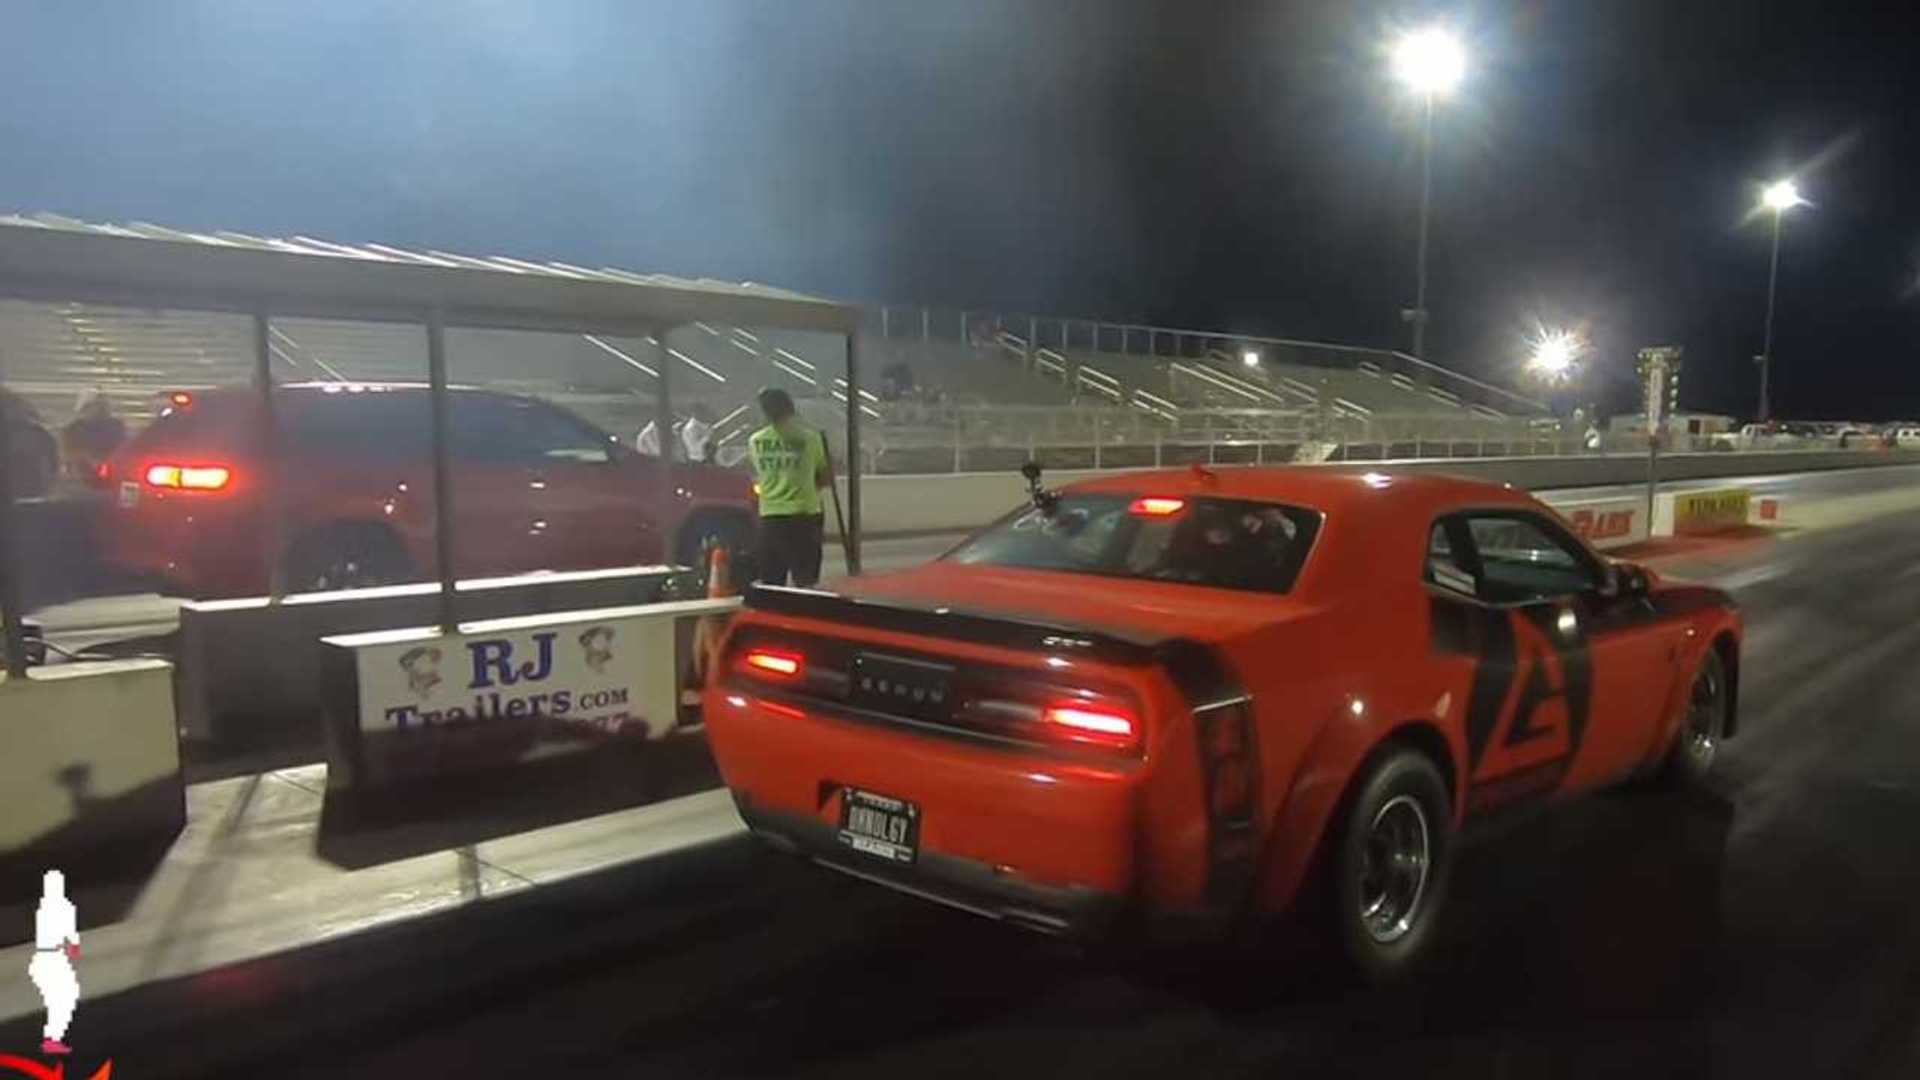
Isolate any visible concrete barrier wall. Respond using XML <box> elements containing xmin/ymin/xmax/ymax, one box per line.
<box><xmin>831</xmin><ymin>450</ymin><xmax>1920</xmax><ymax>537</ymax></box>
<box><xmin>1</xmin><ymin>659</ymin><xmax>182</xmax><ymax>942</ymax></box>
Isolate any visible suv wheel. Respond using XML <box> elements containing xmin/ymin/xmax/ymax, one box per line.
<box><xmin>285</xmin><ymin>524</ymin><xmax>413</xmax><ymax>593</ymax></box>
<box><xmin>676</xmin><ymin>512</ymin><xmax>754</xmax><ymax>593</ymax></box>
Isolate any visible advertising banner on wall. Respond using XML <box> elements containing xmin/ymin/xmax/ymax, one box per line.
<box><xmin>1550</xmin><ymin>495</ymin><xmax>1650</xmax><ymax>551</ymax></box>
<box><xmin>321</xmin><ymin>599</ymin><xmax>735</xmax><ymax>790</ymax></box>
<box><xmin>1670</xmin><ymin>487</ymin><xmax>1752</xmax><ymax>535</ymax></box>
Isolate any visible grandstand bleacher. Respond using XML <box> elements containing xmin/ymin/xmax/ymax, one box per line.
<box><xmin>0</xmin><ymin>237</ymin><xmax>1550</xmax><ymax>479</ymax></box>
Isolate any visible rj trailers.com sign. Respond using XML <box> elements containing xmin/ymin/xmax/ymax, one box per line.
<box><xmin>348</xmin><ymin>614</ymin><xmax>678</xmax><ymax>739</ymax></box>
<box><xmin>318</xmin><ymin>602</ymin><xmax>736</xmax><ymax>790</ymax></box>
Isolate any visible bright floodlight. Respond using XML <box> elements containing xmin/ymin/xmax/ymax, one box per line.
<box><xmin>1242</xmin><ymin>349</ymin><xmax>1261</xmax><ymax>367</ymax></box>
<box><xmin>1762</xmin><ymin>179</ymin><xmax>1804</xmax><ymax>212</ymax></box>
<box><xmin>1527</xmin><ymin>329</ymin><xmax>1581</xmax><ymax>383</ymax></box>
<box><xmin>1391</xmin><ymin>28</ymin><xmax>1466</xmax><ymax>97</ymax></box>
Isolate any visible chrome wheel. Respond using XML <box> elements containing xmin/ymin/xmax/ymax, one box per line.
<box><xmin>1358</xmin><ymin>794</ymin><xmax>1431</xmax><ymax>944</ymax></box>
<box><xmin>1683</xmin><ymin>655</ymin><xmax>1725</xmax><ymax>774</ymax></box>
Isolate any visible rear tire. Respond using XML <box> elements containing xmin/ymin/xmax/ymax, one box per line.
<box><xmin>284</xmin><ymin>523</ymin><xmax>414</xmax><ymax>593</ymax></box>
<box><xmin>1328</xmin><ymin>747</ymin><xmax>1454</xmax><ymax>985</ymax></box>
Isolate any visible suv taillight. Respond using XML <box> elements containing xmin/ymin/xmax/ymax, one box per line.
<box><xmin>144</xmin><ymin>463</ymin><xmax>232</xmax><ymax>491</ymax></box>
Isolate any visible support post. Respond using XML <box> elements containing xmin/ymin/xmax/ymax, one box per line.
<box><xmin>0</xmin><ymin>380</ymin><xmax>24</xmax><ymax>677</ymax></box>
<box><xmin>255</xmin><ymin>313</ymin><xmax>288</xmax><ymax>600</ymax></box>
<box><xmin>844</xmin><ymin>331</ymin><xmax>863</xmax><ymax>575</ymax></box>
<box><xmin>426</xmin><ymin>310</ymin><xmax>458</xmax><ymax>633</ymax></box>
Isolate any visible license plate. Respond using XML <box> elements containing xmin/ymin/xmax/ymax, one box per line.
<box><xmin>118</xmin><ymin>481</ymin><xmax>139</xmax><ymax>508</ymax></box>
<box><xmin>838</xmin><ymin>787</ymin><xmax>919</xmax><ymax>864</ymax></box>
<box><xmin>850</xmin><ymin>652</ymin><xmax>955</xmax><ymax>722</ymax></box>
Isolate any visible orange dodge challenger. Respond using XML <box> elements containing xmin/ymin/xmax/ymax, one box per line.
<box><xmin>704</xmin><ymin>465</ymin><xmax>1740</xmax><ymax>980</ymax></box>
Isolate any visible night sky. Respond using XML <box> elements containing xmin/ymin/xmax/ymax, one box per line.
<box><xmin>2</xmin><ymin>1</ymin><xmax>1917</xmax><ymax>419</ymax></box>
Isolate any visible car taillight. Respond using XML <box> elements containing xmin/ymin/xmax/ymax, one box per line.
<box><xmin>167</xmin><ymin>391</ymin><xmax>194</xmax><ymax>408</ymax></box>
<box><xmin>144</xmin><ymin>463</ymin><xmax>233</xmax><ymax>491</ymax></box>
<box><xmin>741</xmin><ymin>648</ymin><xmax>804</xmax><ymax>679</ymax></box>
<box><xmin>94</xmin><ymin>462</ymin><xmax>111</xmax><ymax>482</ymax></box>
<box><xmin>1041</xmin><ymin>702</ymin><xmax>1137</xmax><ymax>748</ymax></box>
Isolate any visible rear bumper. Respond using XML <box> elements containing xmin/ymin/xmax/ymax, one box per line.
<box><xmin>733</xmin><ymin>792</ymin><xmax>1123</xmax><ymax>938</ymax></box>
<box><xmin>101</xmin><ymin>501</ymin><xmax>263</xmax><ymax>598</ymax></box>
<box><xmin>705</xmin><ymin>687</ymin><xmax>1151</xmax><ymax>937</ymax></box>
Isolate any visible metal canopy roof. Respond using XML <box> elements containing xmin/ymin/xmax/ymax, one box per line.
<box><xmin>0</xmin><ymin>212</ymin><xmax>859</xmax><ymax>336</ymax></box>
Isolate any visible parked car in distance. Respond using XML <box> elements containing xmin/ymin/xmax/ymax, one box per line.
<box><xmin>101</xmin><ymin>383</ymin><xmax>755</xmax><ymax>598</ymax></box>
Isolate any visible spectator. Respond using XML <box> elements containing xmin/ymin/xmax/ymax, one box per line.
<box><xmin>61</xmin><ymin>390</ymin><xmax>125</xmax><ymax>484</ymax></box>
<box><xmin>679</xmin><ymin>403</ymin><xmax>717</xmax><ymax>463</ymax></box>
<box><xmin>1</xmin><ymin>387</ymin><xmax>59</xmax><ymax>497</ymax></box>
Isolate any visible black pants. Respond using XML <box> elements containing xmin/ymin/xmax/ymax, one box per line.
<box><xmin>758</xmin><ymin>514</ymin><xmax>824</xmax><ymax>587</ymax></box>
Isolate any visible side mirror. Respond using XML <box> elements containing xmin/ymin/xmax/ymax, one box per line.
<box><xmin>1600</xmin><ymin>561</ymin><xmax>1650</xmax><ymax>601</ymax></box>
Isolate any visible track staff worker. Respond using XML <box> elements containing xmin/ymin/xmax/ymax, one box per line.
<box><xmin>747</xmin><ymin>388</ymin><xmax>832</xmax><ymax>587</ymax></box>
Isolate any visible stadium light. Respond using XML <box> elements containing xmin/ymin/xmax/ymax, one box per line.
<box><xmin>1756</xmin><ymin>178</ymin><xmax>1808</xmax><ymax>422</ymax></box>
<box><xmin>1527</xmin><ymin>328</ymin><xmax>1582</xmax><ymax>385</ymax></box>
<box><xmin>1391</xmin><ymin>28</ymin><xmax>1466</xmax><ymax>98</ymax></box>
<box><xmin>1242</xmin><ymin>349</ymin><xmax>1261</xmax><ymax>368</ymax></box>
<box><xmin>1390</xmin><ymin>26</ymin><xmax>1468</xmax><ymax>365</ymax></box>
<box><xmin>1761</xmin><ymin>179</ymin><xmax>1805</xmax><ymax>212</ymax></box>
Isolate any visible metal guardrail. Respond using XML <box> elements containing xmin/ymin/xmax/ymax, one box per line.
<box><xmin>851</xmin><ymin>401</ymin><xmax>1882</xmax><ymax>476</ymax></box>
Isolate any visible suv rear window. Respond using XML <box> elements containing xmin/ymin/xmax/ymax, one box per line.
<box><xmin>946</xmin><ymin>494</ymin><xmax>1321</xmax><ymax>595</ymax></box>
<box><xmin>122</xmin><ymin>396</ymin><xmax>258</xmax><ymax>455</ymax></box>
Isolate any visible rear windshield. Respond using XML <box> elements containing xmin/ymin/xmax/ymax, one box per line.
<box><xmin>122</xmin><ymin>397</ymin><xmax>258</xmax><ymax>455</ymax></box>
<box><xmin>945</xmin><ymin>494</ymin><xmax>1322</xmax><ymax>595</ymax></box>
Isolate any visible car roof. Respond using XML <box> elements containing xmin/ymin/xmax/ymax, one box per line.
<box><xmin>1061</xmin><ymin>465</ymin><xmax>1537</xmax><ymax>518</ymax></box>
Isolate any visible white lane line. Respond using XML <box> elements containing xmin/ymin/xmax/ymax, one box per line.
<box><xmin>1709</xmin><ymin>563</ymin><xmax>1791</xmax><ymax>591</ymax></box>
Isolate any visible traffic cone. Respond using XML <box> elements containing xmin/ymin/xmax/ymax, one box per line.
<box><xmin>682</xmin><ymin>544</ymin><xmax>738</xmax><ymax>722</ymax></box>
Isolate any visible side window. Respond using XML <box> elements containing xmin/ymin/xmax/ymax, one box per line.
<box><xmin>447</xmin><ymin>395</ymin><xmax>612</xmax><ymax>464</ymax></box>
<box><xmin>1424</xmin><ymin>521</ymin><xmax>1477</xmax><ymax>596</ymax></box>
<box><xmin>446</xmin><ymin>394</ymin><xmax>525</xmax><ymax>462</ymax></box>
<box><xmin>1464</xmin><ymin>513</ymin><xmax>1597</xmax><ymax>603</ymax></box>
<box><xmin>515</xmin><ymin>401</ymin><xmax>614</xmax><ymax>464</ymax></box>
<box><xmin>284</xmin><ymin>394</ymin><xmax>430</xmax><ymax>460</ymax></box>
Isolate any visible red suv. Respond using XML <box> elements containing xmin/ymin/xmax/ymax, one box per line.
<box><xmin>101</xmin><ymin>383</ymin><xmax>755</xmax><ymax>598</ymax></box>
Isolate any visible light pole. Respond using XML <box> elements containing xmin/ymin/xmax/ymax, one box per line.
<box><xmin>1757</xmin><ymin>179</ymin><xmax>1805</xmax><ymax>422</ymax></box>
<box><xmin>1391</xmin><ymin>27</ymin><xmax>1465</xmax><ymax>362</ymax></box>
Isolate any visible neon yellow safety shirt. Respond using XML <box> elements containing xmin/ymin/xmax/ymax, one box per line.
<box><xmin>748</xmin><ymin>423</ymin><xmax>826</xmax><ymax>517</ymax></box>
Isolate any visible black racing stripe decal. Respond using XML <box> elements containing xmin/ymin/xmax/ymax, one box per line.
<box><xmin>1157</xmin><ymin>638</ymin><xmax>1258</xmax><ymax>911</ymax></box>
<box><xmin>1514</xmin><ymin>604</ymin><xmax>1593</xmax><ymax>762</ymax></box>
<box><xmin>1431</xmin><ymin>595</ymin><xmax>1595</xmax><ymax>816</ymax></box>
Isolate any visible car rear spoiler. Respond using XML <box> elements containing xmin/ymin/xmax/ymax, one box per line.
<box><xmin>745</xmin><ymin>583</ymin><xmax>1172</xmax><ymax>666</ymax></box>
